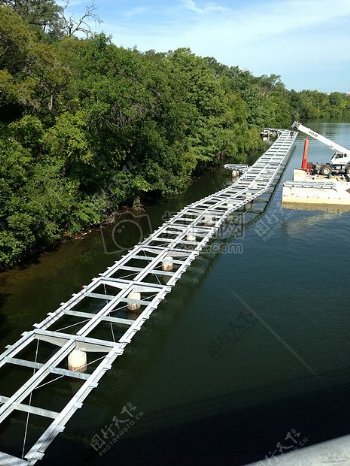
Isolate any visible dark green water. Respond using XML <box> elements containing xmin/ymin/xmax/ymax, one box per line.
<box><xmin>1</xmin><ymin>122</ymin><xmax>350</xmax><ymax>465</ymax></box>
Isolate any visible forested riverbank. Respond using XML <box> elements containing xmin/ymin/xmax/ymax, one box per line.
<box><xmin>1</xmin><ymin>1</ymin><xmax>350</xmax><ymax>270</ymax></box>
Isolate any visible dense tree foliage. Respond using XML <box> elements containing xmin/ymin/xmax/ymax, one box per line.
<box><xmin>1</xmin><ymin>3</ymin><xmax>350</xmax><ymax>269</ymax></box>
<box><xmin>0</xmin><ymin>0</ymin><xmax>63</xmax><ymax>37</ymax></box>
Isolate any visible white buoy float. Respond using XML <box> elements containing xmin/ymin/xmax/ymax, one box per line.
<box><xmin>203</xmin><ymin>215</ymin><xmax>213</xmax><ymax>225</ymax></box>
<box><xmin>245</xmin><ymin>201</ymin><xmax>253</xmax><ymax>211</ymax></box>
<box><xmin>68</xmin><ymin>349</ymin><xmax>87</xmax><ymax>373</ymax></box>
<box><xmin>127</xmin><ymin>291</ymin><xmax>141</xmax><ymax>311</ymax></box>
<box><xmin>186</xmin><ymin>230</ymin><xmax>196</xmax><ymax>242</ymax></box>
<box><xmin>162</xmin><ymin>255</ymin><xmax>174</xmax><ymax>271</ymax></box>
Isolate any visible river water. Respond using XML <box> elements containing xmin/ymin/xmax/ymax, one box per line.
<box><xmin>1</xmin><ymin>122</ymin><xmax>350</xmax><ymax>465</ymax></box>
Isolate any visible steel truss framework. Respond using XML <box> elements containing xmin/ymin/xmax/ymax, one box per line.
<box><xmin>0</xmin><ymin>130</ymin><xmax>297</xmax><ymax>465</ymax></box>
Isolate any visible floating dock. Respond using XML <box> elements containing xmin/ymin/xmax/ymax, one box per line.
<box><xmin>282</xmin><ymin>169</ymin><xmax>350</xmax><ymax>206</ymax></box>
<box><xmin>0</xmin><ymin>130</ymin><xmax>297</xmax><ymax>465</ymax></box>
<box><xmin>260</xmin><ymin>127</ymin><xmax>282</xmax><ymax>140</ymax></box>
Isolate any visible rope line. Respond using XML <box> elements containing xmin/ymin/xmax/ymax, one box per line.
<box><xmin>22</xmin><ymin>339</ymin><xmax>39</xmax><ymax>458</ymax></box>
<box><xmin>34</xmin><ymin>355</ymin><xmax>106</xmax><ymax>391</ymax></box>
<box><xmin>110</xmin><ymin>323</ymin><xmax>116</xmax><ymax>343</ymax></box>
<box><xmin>56</xmin><ymin>318</ymin><xmax>90</xmax><ymax>332</ymax></box>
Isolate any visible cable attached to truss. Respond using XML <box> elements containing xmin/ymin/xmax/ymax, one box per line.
<box><xmin>22</xmin><ymin>338</ymin><xmax>39</xmax><ymax>459</ymax></box>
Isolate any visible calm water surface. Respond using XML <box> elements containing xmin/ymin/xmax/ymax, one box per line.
<box><xmin>1</xmin><ymin>122</ymin><xmax>350</xmax><ymax>465</ymax></box>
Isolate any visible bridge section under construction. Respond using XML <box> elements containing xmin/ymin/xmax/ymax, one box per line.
<box><xmin>0</xmin><ymin>130</ymin><xmax>297</xmax><ymax>465</ymax></box>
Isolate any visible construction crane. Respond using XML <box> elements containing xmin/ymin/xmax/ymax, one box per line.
<box><xmin>292</xmin><ymin>121</ymin><xmax>350</xmax><ymax>175</ymax></box>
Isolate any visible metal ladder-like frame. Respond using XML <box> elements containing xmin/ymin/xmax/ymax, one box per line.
<box><xmin>0</xmin><ymin>130</ymin><xmax>297</xmax><ymax>465</ymax></box>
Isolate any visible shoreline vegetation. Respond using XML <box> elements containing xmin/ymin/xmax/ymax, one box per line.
<box><xmin>1</xmin><ymin>2</ymin><xmax>350</xmax><ymax>270</ymax></box>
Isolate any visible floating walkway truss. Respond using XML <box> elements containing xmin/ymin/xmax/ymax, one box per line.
<box><xmin>0</xmin><ymin>130</ymin><xmax>297</xmax><ymax>465</ymax></box>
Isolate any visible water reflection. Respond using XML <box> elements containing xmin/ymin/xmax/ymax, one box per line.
<box><xmin>282</xmin><ymin>203</ymin><xmax>347</xmax><ymax>238</ymax></box>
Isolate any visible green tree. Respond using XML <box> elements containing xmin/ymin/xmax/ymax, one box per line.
<box><xmin>0</xmin><ymin>0</ymin><xmax>63</xmax><ymax>38</ymax></box>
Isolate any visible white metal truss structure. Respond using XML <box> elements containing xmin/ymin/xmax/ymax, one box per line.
<box><xmin>0</xmin><ymin>130</ymin><xmax>297</xmax><ymax>465</ymax></box>
<box><xmin>283</xmin><ymin>180</ymin><xmax>336</xmax><ymax>190</ymax></box>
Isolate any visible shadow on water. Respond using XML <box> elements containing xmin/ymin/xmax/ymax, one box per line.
<box><xmin>0</xmin><ymin>293</ymin><xmax>10</xmax><ymax>339</ymax></box>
